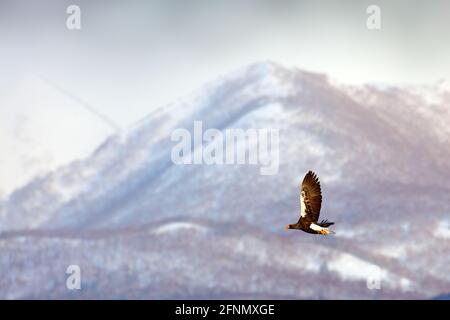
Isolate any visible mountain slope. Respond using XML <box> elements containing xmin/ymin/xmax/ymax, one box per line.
<box><xmin>1</xmin><ymin>62</ymin><xmax>449</xmax><ymax>299</ymax></box>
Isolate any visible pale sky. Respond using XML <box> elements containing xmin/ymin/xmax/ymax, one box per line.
<box><xmin>1</xmin><ymin>0</ymin><xmax>450</xmax><ymax>127</ymax></box>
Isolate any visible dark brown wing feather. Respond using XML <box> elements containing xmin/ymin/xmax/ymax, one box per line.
<box><xmin>298</xmin><ymin>170</ymin><xmax>322</xmax><ymax>223</ymax></box>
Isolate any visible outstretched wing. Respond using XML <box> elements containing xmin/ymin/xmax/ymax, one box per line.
<box><xmin>298</xmin><ymin>171</ymin><xmax>322</xmax><ymax>223</ymax></box>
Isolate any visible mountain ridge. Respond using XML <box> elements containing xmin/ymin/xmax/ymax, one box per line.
<box><xmin>1</xmin><ymin>61</ymin><xmax>449</xmax><ymax>299</ymax></box>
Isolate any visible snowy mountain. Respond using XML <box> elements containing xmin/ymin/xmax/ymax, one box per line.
<box><xmin>1</xmin><ymin>62</ymin><xmax>449</xmax><ymax>299</ymax></box>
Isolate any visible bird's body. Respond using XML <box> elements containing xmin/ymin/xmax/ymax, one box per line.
<box><xmin>285</xmin><ymin>171</ymin><xmax>335</xmax><ymax>235</ymax></box>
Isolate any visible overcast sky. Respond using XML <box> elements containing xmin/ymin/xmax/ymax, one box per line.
<box><xmin>1</xmin><ymin>0</ymin><xmax>450</xmax><ymax>126</ymax></box>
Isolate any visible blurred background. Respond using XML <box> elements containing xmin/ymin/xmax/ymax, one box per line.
<box><xmin>0</xmin><ymin>0</ymin><xmax>449</xmax><ymax>299</ymax></box>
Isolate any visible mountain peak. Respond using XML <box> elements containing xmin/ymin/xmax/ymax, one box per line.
<box><xmin>212</xmin><ymin>60</ymin><xmax>290</xmax><ymax>86</ymax></box>
<box><xmin>244</xmin><ymin>60</ymin><xmax>287</xmax><ymax>75</ymax></box>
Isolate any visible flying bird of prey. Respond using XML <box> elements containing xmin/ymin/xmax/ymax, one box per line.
<box><xmin>285</xmin><ymin>171</ymin><xmax>335</xmax><ymax>235</ymax></box>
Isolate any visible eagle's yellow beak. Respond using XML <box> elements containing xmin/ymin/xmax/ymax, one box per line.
<box><xmin>285</xmin><ymin>224</ymin><xmax>290</xmax><ymax>231</ymax></box>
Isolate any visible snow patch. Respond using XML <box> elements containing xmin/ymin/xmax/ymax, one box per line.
<box><xmin>434</xmin><ymin>220</ymin><xmax>450</xmax><ymax>239</ymax></box>
<box><xmin>334</xmin><ymin>229</ymin><xmax>357</xmax><ymax>238</ymax></box>
<box><xmin>399</xmin><ymin>277</ymin><xmax>413</xmax><ymax>291</ymax></box>
<box><xmin>152</xmin><ymin>222</ymin><xmax>208</xmax><ymax>235</ymax></box>
<box><xmin>328</xmin><ymin>253</ymin><xmax>387</xmax><ymax>281</ymax></box>
<box><xmin>376</xmin><ymin>245</ymin><xmax>406</xmax><ymax>259</ymax></box>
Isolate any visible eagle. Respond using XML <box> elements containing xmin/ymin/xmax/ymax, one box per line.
<box><xmin>285</xmin><ymin>171</ymin><xmax>335</xmax><ymax>235</ymax></box>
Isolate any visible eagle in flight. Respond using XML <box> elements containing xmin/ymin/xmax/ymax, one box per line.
<box><xmin>285</xmin><ymin>171</ymin><xmax>335</xmax><ymax>235</ymax></box>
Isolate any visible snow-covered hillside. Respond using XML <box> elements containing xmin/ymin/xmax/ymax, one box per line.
<box><xmin>1</xmin><ymin>62</ymin><xmax>449</xmax><ymax>299</ymax></box>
